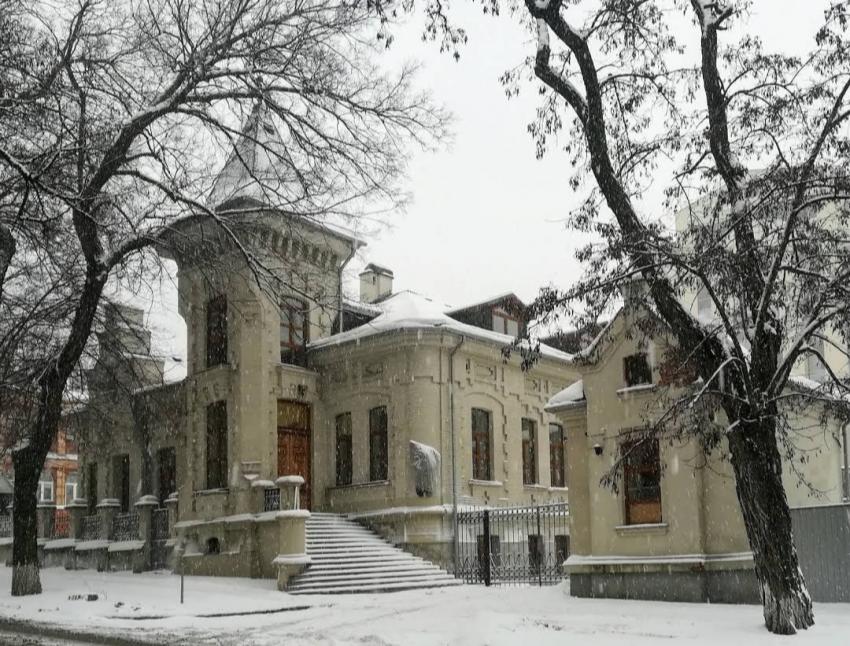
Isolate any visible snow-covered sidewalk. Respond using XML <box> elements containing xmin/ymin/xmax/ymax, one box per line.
<box><xmin>0</xmin><ymin>568</ymin><xmax>848</xmax><ymax>645</ymax></box>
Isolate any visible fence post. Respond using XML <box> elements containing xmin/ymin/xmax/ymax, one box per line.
<box><xmin>483</xmin><ymin>509</ymin><xmax>491</xmax><ymax>587</ymax></box>
<box><xmin>536</xmin><ymin>506</ymin><xmax>543</xmax><ymax>587</ymax></box>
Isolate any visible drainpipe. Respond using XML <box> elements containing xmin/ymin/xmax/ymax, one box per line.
<box><xmin>448</xmin><ymin>334</ymin><xmax>465</xmax><ymax>573</ymax></box>
<box><xmin>842</xmin><ymin>422</ymin><xmax>850</xmax><ymax>502</ymax></box>
<box><xmin>337</xmin><ymin>242</ymin><xmax>357</xmax><ymax>334</ymax></box>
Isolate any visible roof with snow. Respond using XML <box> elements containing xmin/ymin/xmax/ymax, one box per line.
<box><xmin>360</xmin><ymin>263</ymin><xmax>394</xmax><ymax>277</ymax></box>
<box><xmin>545</xmin><ymin>380</ymin><xmax>586</xmax><ymax>412</ymax></box>
<box><xmin>207</xmin><ymin>102</ymin><xmax>298</xmax><ymax>210</ymax></box>
<box><xmin>444</xmin><ymin>292</ymin><xmax>525</xmax><ymax>315</ymax></box>
<box><xmin>310</xmin><ymin>290</ymin><xmax>572</xmax><ymax>362</ymax></box>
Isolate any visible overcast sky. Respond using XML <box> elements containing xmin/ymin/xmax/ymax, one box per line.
<box><xmin>140</xmin><ymin>1</ymin><xmax>830</xmax><ymax>372</ymax></box>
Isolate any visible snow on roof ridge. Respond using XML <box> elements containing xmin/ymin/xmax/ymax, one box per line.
<box><xmin>444</xmin><ymin>291</ymin><xmax>524</xmax><ymax>314</ymax></box>
<box><xmin>312</xmin><ymin>290</ymin><xmax>572</xmax><ymax>362</ymax></box>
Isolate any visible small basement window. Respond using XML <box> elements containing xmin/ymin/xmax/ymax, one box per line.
<box><xmin>206</xmin><ymin>537</ymin><xmax>221</xmax><ymax>555</ymax></box>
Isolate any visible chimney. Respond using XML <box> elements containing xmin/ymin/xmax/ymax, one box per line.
<box><xmin>619</xmin><ymin>275</ymin><xmax>649</xmax><ymax>308</ymax></box>
<box><xmin>359</xmin><ymin>263</ymin><xmax>394</xmax><ymax>303</ymax></box>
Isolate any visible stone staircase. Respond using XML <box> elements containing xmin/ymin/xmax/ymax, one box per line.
<box><xmin>287</xmin><ymin>512</ymin><xmax>462</xmax><ymax>594</ymax></box>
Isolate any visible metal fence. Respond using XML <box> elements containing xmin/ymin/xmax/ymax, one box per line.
<box><xmin>0</xmin><ymin>515</ymin><xmax>10</xmax><ymax>538</ymax></box>
<box><xmin>111</xmin><ymin>512</ymin><xmax>139</xmax><ymax>541</ymax></box>
<box><xmin>150</xmin><ymin>508</ymin><xmax>170</xmax><ymax>569</ymax></box>
<box><xmin>52</xmin><ymin>509</ymin><xmax>70</xmax><ymax>539</ymax></box>
<box><xmin>81</xmin><ymin>514</ymin><xmax>100</xmax><ymax>540</ymax></box>
<box><xmin>455</xmin><ymin>502</ymin><xmax>570</xmax><ymax>586</ymax></box>
<box><xmin>264</xmin><ymin>488</ymin><xmax>280</xmax><ymax>512</ymax></box>
<box><xmin>791</xmin><ymin>503</ymin><xmax>850</xmax><ymax>602</ymax></box>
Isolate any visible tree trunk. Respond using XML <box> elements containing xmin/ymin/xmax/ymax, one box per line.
<box><xmin>727</xmin><ymin>419</ymin><xmax>814</xmax><ymax>634</ymax></box>
<box><xmin>10</xmin><ymin>445</ymin><xmax>43</xmax><ymax>596</ymax></box>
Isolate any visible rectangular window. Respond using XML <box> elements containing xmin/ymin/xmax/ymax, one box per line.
<box><xmin>522</xmin><ymin>419</ymin><xmax>537</xmax><ymax>485</ymax></box>
<box><xmin>623</xmin><ymin>438</ymin><xmax>662</xmax><ymax>525</ymax></box>
<box><xmin>471</xmin><ymin>408</ymin><xmax>492</xmax><ymax>481</ymax></box>
<box><xmin>549</xmin><ymin>423</ymin><xmax>566</xmax><ymax>488</ymax></box>
<box><xmin>554</xmin><ymin>534</ymin><xmax>570</xmax><ymax>563</ymax></box>
<box><xmin>624</xmin><ymin>353</ymin><xmax>652</xmax><ymax>387</ymax></box>
<box><xmin>64</xmin><ymin>473</ymin><xmax>78</xmax><ymax>506</ymax></box>
<box><xmin>528</xmin><ymin>534</ymin><xmax>544</xmax><ymax>574</ymax></box>
<box><xmin>280</xmin><ymin>297</ymin><xmax>309</xmax><ymax>366</ymax></box>
<box><xmin>206</xmin><ymin>401</ymin><xmax>228</xmax><ymax>490</ymax></box>
<box><xmin>113</xmin><ymin>454</ymin><xmax>130</xmax><ymax>512</ymax></box>
<box><xmin>87</xmin><ymin>463</ymin><xmax>98</xmax><ymax>514</ymax></box>
<box><xmin>806</xmin><ymin>337</ymin><xmax>827</xmax><ymax>382</ymax></box>
<box><xmin>157</xmin><ymin>447</ymin><xmax>177</xmax><ymax>504</ymax></box>
<box><xmin>206</xmin><ymin>295</ymin><xmax>228</xmax><ymax>368</ymax></box>
<box><xmin>491</xmin><ymin>309</ymin><xmax>519</xmax><ymax>336</ymax></box>
<box><xmin>697</xmin><ymin>287</ymin><xmax>713</xmax><ymax>319</ymax></box>
<box><xmin>369</xmin><ymin>406</ymin><xmax>388</xmax><ymax>481</ymax></box>
<box><xmin>335</xmin><ymin>413</ymin><xmax>353</xmax><ymax>486</ymax></box>
<box><xmin>38</xmin><ymin>471</ymin><xmax>54</xmax><ymax>503</ymax></box>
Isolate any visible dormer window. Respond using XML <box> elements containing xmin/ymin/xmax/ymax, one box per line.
<box><xmin>492</xmin><ymin>309</ymin><xmax>519</xmax><ymax>337</ymax></box>
<box><xmin>280</xmin><ymin>297</ymin><xmax>309</xmax><ymax>367</ymax></box>
<box><xmin>624</xmin><ymin>353</ymin><xmax>652</xmax><ymax>387</ymax></box>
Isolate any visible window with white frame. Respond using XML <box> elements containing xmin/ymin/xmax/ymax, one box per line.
<box><xmin>64</xmin><ymin>472</ymin><xmax>78</xmax><ymax>506</ymax></box>
<box><xmin>38</xmin><ymin>471</ymin><xmax>54</xmax><ymax>503</ymax></box>
<box><xmin>806</xmin><ymin>336</ymin><xmax>827</xmax><ymax>382</ymax></box>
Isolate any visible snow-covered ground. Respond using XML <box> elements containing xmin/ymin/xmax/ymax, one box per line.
<box><xmin>0</xmin><ymin>568</ymin><xmax>848</xmax><ymax>645</ymax></box>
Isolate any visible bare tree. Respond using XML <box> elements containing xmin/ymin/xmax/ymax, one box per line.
<box><xmin>484</xmin><ymin>0</ymin><xmax>850</xmax><ymax>635</ymax></box>
<box><xmin>0</xmin><ymin>0</ymin><xmax>446</xmax><ymax>596</ymax></box>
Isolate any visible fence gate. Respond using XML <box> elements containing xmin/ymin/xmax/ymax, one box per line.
<box><xmin>791</xmin><ymin>503</ymin><xmax>850</xmax><ymax>602</ymax></box>
<box><xmin>455</xmin><ymin>502</ymin><xmax>569</xmax><ymax>586</ymax></box>
<box><xmin>150</xmin><ymin>508</ymin><xmax>169</xmax><ymax>570</ymax></box>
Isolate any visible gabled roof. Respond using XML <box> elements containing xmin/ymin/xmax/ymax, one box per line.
<box><xmin>311</xmin><ymin>290</ymin><xmax>572</xmax><ymax>362</ymax></box>
<box><xmin>444</xmin><ymin>292</ymin><xmax>525</xmax><ymax>315</ymax></box>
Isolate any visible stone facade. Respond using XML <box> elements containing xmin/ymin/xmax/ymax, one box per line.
<box><xmin>546</xmin><ymin>303</ymin><xmax>848</xmax><ymax>603</ymax></box>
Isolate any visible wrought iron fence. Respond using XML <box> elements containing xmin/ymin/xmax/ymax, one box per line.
<box><xmin>455</xmin><ymin>502</ymin><xmax>570</xmax><ymax>586</ymax></box>
<box><xmin>81</xmin><ymin>514</ymin><xmax>101</xmax><ymax>540</ymax></box>
<box><xmin>150</xmin><ymin>508</ymin><xmax>170</xmax><ymax>569</ymax></box>
<box><xmin>52</xmin><ymin>509</ymin><xmax>70</xmax><ymax>539</ymax></box>
<box><xmin>0</xmin><ymin>515</ymin><xmax>11</xmax><ymax>538</ymax></box>
<box><xmin>151</xmin><ymin>508</ymin><xmax>169</xmax><ymax>540</ymax></box>
<box><xmin>264</xmin><ymin>488</ymin><xmax>280</xmax><ymax>512</ymax></box>
<box><xmin>111</xmin><ymin>512</ymin><xmax>139</xmax><ymax>541</ymax></box>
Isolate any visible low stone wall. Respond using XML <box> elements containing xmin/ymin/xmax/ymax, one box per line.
<box><xmin>566</xmin><ymin>553</ymin><xmax>760</xmax><ymax>604</ymax></box>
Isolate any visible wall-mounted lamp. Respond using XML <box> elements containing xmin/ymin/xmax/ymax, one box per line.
<box><xmin>593</xmin><ymin>443</ymin><xmax>603</xmax><ymax>456</ymax></box>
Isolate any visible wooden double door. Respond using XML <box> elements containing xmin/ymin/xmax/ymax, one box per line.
<box><xmin>277</xmin><ymin>401</ymin><xmax>311</xmax><ymax>510</ymax></box>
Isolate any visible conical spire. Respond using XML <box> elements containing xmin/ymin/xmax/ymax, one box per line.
<box><xmin>207</xmin><ymin>101</ymin><xmax>295</xmax><ymax>210</ymax></box>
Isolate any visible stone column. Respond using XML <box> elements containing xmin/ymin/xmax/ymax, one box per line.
<box><xmin>133</xmin><ymin>494</ymin><xmax>158</xmax><ymax>573</ymax></box>
<box><xmin>165</xmin><ymin>492</ymin><xmax>179</xmax><ymax>538</ymax></box>
<box><xmin>36</xmin><ymin>502</ymin><xmax>56</xmax><ymax>540</ymax></box>
<box><xmin>96</xmin><ymin>498</ymin><xmax>120</xmax><ymax>540</ymax></box>
<box><xmin>64</xmin><ymin>498</ymin><xmax>87</xmax><ymax>570</ymax></box>
<box><xmin>66</xmin><ymin>498</ymin><xmax>88</xmax><ymax>540</ymax></box>
<box><xmin>276</xmin><ymin>476</ymin><xmax>304</xmax><ymax>511</ymax></box>
<box><xmin>274</xmin><ymin>509</ymin><xmax>311</xmax><ymax>591</ymax></box>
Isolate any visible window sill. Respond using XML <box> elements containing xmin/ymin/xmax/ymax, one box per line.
<box><xmin>193</xmin><ymin>488</ymin><xmax>229</xmax><ymax>497</ymax></box>
<box><xmin>469</xmin><ymin>479</ymin><xmax>503</xmax><ymax>488</ymax></box>
<box><xmin>616</xmin><ymin>384</ymin><xmax>656</xmax><ymax>398</ymax></box>
<box><xmin>523</xmin><ymin>484</ymin><xmax>547</xmax><ymax>491</ymax></box>
<box><xmin>327</xmin><ymin>480</ymin><xmax>390</xmax><ymax>491</ymax></box>
<box><xmin>548</xmin><ymin>486</ymin><xmax>569</xmax><ymax>493</ymax></box>
<box><xmin>615</xmin><ymin>522</ymin><xmax>668</xmax><ymax>536</ymax></box>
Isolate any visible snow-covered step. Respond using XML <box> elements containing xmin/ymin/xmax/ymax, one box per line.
<box><xmin>287</xmin><ymin>513</ymin><xmax>461</xmax><ymax>595</ymax></box>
